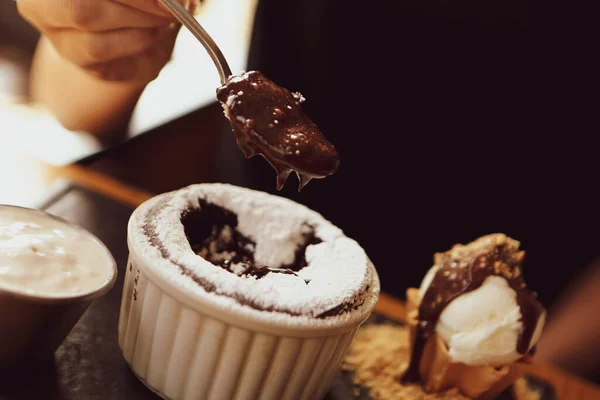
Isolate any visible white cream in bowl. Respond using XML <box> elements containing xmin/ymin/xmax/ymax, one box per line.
<box><xmin>0</xmin><ymin>206</ymin><xmax>116</xmax><ymax>298</ymax></box>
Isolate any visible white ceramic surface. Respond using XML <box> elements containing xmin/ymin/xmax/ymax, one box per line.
<box><xmin>119</xmin><ymin>253</ymin><xmax>378</xmax><ymax>400</ymax></box>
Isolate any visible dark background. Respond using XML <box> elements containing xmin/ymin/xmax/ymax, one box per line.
<box><xmin>242</xmin><ymin>0</ymin><xmax>598</xmax><ymax>309</ymax></box>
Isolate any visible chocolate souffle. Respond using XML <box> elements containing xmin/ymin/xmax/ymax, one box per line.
<box><xmin>120</xmin><ymin>184</ymin><xmax>379</xmax><ymax>400</ymax></box>
<box><xmin>131</xmin><ymin>183</ymin><xmax>376</xmax><ymax>319</ymax></box>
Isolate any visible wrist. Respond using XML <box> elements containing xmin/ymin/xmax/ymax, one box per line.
<box><xmin>32</xmin><ymin>37</ymin><xmax>148</xmax><ymax>136</ymax></box>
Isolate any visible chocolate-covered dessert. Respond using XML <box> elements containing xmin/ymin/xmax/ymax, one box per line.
<box><xmin>342</xmin><ymin>324</ymin><xmax>547</xmax><ymax>400</ymax></box>
<box><xmin>395</xmin><ymin>234</ymin><xmax>547</xmax><ymax>400</ymax></box>
<box><xmin>403</xmin><ymin>234</ymin><xmax>545</xmax><ymax>383</ymax></box>
<box><xmin>217</xmin><ymin>71</ymin><xmax>340</xmax><ymax>190</ymax></box>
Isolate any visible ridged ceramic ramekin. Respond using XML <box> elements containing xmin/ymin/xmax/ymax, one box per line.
<box><xmin>118</xmin><ymin>188</ymin><xmax>380</xmax><ymax>400</ymax></box>
<box><xmin>119</xmin><ymin>254</ymin><xmax>378</xmax><ymax>400</ymax></box>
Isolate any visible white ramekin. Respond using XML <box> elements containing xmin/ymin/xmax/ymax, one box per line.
<box><xmin>118</xmin><ymin>210</ymin><xmax>379</xmax><ymax>400</ymax></box>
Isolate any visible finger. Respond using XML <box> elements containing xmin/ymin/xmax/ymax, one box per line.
<box><xmin>18</xmin><ymin>0</ymin><xmax>172</xmax><ymax>32</ymax></box>
<box><xmin>114</xmin><ymin>0</ymin><xmax>178</xmax><ymax>18</ymax></box>
<box><xmin>114</xmin><ymin>0</ymin><xmax>200</xmax><ymax>18</ymax></box>
<box><xmin>48</xmin><ymin>27</ymin><xmax>165</xmax><ymax>67</ymax></box>
<box><xmin>85</xmin><ymin>24</ymin><xmax>181</xmax><ymax>82</ymax></box>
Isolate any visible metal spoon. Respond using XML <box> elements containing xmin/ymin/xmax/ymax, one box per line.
<box><xmin>159</xmin><ymin>0</ymin><xmax>232</xmax><ymax>85</ymax></box>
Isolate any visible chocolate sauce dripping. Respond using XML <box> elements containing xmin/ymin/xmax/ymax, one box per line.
<box><xmin>275</xmin><ymin>167</ymin><xmax>292</xmax><ymax>191</ymax></box>
<box><xmin>402</xmin><ymin>235</ymin><xmax>545</xmax><ymax>383</ymax></box>
<box><xmin>217</xmin><ymin>71</ymin><xmax>339</xmax><ymax>191</ymax></box>
<box><xmin>297</xmin><ymin>172</ymin><xmax>313</xmax><ymax>191</ymax></box>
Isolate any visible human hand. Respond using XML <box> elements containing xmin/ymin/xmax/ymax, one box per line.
<box><xmin>18</xmin><ymin>0</ymin><xmax>189</xmax><ymax>83</ymax></box>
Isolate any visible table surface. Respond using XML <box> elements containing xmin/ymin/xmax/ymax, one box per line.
<box><xmin>43</xmin><ymin>165</ymin><xmax>600</xmax><ymax>400</ymax></box>
<box><xmin>0</xmin><ymin>182</ymin><xmax>421</xmax><ymax>400</ymax></box>
<box><xmin>1</xmin><ymin>101</ymin><xmax>599</xmax><ymax>399</ymax></box>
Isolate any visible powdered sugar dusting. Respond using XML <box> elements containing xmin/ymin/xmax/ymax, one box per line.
<box><xmin>130</xmin><ymin>184</ymin><xmax>376</xmax><ymax>319</ymax></box>
<box><xmin>226</xmin><ymin>94</ymin><xmax>237</xmax><ymax>108</ymax></box>
<box><xmin>227</xmin><ymin>74</ymin><xmax>248</xmax><ymax>84</ymax></box>
<box><xmin>224</xmin><ymin>71</ymin><xmax>256</xmax><ymax>85</ymax></box>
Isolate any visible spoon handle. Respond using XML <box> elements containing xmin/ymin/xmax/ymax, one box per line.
<box><xmin>159</xmin><ymin>0</ymin><xmax>232</xmax><ymax>85</ymax></box>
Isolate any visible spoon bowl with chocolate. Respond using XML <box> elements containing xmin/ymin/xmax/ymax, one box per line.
<box><xmin>217</xmin><ymin>71</ymin><xmax>340</xmax><ymax>190</ymax></box>
<box><xmin>159</xmin><ymin>0</ymin><xmax>340</xmax><ymax>190</ymax></box>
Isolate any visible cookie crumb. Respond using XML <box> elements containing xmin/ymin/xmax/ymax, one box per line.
<box><xmin>342</xmin><ymin>324</ymin><xmax>468</xmax><ymax>399</ymax></box>
<box><xmin>342</xmin><ymin>324</ymin><xmax>542</xmax><ymax>400</ymax></box>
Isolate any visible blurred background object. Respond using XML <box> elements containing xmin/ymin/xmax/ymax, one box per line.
<box><xmin>0</xmin><ymin>48</ymin><xmax>28</xmax><ymax>98</ymax></box>
<box><xmin>0</xmin><ymin>0</ymin><xmax>255</xmax><ymax>205</ymax></box>
<box><xmin>536</xmin><ymin>261</ymin><xmax>600</xmax><ymax>383</ymax></box>
<box><xmin>0</xmin><ymin>0</ymin><xmax>99</xmax><ymax>207</ymax></box>
<box><xmin>0</xmin><ymin>0</ymin><xmax>38</xmax><ymax>96</ymax></box>
<box><xmin>0</xmin><ymin>0</ymin><xmax>257</xmax><ymax>134</ymax></box>
<box><xmin>0</xmin><ymin>1</ymin><xmax>66</xmax><ymax>207</ymax></box>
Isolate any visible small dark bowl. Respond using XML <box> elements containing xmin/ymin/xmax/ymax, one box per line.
<box><xmin>0</xmin><ymin>205</ymin><xmax>117</xmax><ymax>369</ymax></box>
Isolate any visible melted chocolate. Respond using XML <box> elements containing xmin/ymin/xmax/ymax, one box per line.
<box><xmin>216</xmin><ymin>71</ymin><xmax>340</xmax><ymax>190</ymax></box>
<box><xmin>181</xmin><ymin>199</ymin><xmax>321</xmax><ymax>279</ymax></box>
<box><xmin>402</xmin><ymin>234</ymin><xmax>545</xmax><ymax>383</ymax></box>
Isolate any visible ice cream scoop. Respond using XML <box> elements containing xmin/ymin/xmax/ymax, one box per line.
<box><xmin>421</xmin><ymin>273</ymin><xmax>545</xmax><ymax>366</ymax></box>
<box><xmin>402</xmin><ymin>234</ymin><xmax>546</xmax><ymax>396</ymax></box>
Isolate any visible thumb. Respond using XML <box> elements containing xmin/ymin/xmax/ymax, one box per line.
<box><xmin>86</xmin><ymin>22</ymin><xmax>181</xmax><ymax>83</ymax></box>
